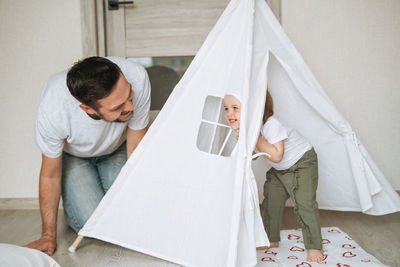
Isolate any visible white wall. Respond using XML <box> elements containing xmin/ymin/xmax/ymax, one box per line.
<box><xmin>0</xmin><ymin>0</ymin><xmax>82</xmax><ymax>197</ymax></box>
<box><xmin>282</xmin><ymin>0</ymin><xmax>400</xmax><ymax>189</ymax></box>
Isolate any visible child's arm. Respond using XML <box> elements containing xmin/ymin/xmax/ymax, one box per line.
<box><xmin>256</xmin><ymin>135</ymin><xmax>284</xmax><ymax>163</ymax></box>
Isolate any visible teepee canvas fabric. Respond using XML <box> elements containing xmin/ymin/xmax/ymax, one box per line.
<box><xmin>248</xmin><ymin>2</ymin><xmax>400</xmax><ymax>216</ymax></box>
<box><xmin>79</xmin><ymin>0</ymin><xmax>400</xmax><ymax>266</ymax></box>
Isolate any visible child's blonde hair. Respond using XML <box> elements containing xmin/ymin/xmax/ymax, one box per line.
<box><xmin>262</xmin><ymin>90</ymin><xmax>274</xmax><ymax>124</ymax></box>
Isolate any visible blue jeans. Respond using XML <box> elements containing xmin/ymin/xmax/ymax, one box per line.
<box><xmin>61</xmin><ymin>143</ymin><xmax>126</xmax><ymax>233</ymax></box>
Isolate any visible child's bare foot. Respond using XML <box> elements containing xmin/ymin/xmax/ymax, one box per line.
<box><xmin>256</xmin><ymin>241</ymin><xmax>279</xmax><ymax>250</ymax></box>
<box><xmin>307</xmin><ymin>249</ymin><xmax>324</xmax><ymax>262</ymax></box>
<box><xmin>269</xmin><ymin>242</ymin><xmax>279</xmax><ymax>248</ymax></box>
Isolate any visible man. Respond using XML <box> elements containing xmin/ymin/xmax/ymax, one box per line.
<box><xmin>25</xmin><ymin>57</ymin><xmax>151</xmax><ymax>255</ymax></box>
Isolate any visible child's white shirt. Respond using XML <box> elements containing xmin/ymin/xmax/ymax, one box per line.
<box><xmin>260</xmin><ymin>116</ymin><xmax>311</xmax><ymax>170</ymax></box>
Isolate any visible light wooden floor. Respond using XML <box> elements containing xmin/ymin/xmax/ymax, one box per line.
<box><xmin>0</xmin><ymin>208</ymin><xmax>399</xmax><ymax>267</ymax></box>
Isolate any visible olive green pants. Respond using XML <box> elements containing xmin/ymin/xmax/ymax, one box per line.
<box><xmin>261</xmin><ymin>148</ymin><xmax>322</xmax><ymax>250</ymax></box>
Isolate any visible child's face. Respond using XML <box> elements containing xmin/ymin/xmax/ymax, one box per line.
<box><xmin>223</xmin><ymin>95</ymin><xmax>241</xmax><ymax>130</ymax></box>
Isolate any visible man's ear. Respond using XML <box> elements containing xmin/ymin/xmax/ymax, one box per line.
<box><xmin>80</xmin><ymin>104</ymin><xmax>97</xmax><ymax>115</ymax></box>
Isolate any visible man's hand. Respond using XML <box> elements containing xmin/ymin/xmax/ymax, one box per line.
<box><xmin>24</xmin><ymin>235</ymin><xmax>57</xmax><ymax>255</ymax></box>
<box><xmin>25</xmin><ymin>154</ymin><xmax>62</xmax><ymax>256</ymax></box>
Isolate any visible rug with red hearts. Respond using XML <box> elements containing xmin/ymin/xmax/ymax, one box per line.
<box><xmin>256</xmin><ymin>227</ymin><xmax>387</xmax><ymax>267</ymax></box>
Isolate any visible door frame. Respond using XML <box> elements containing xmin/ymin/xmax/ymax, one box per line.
<box><xmin>80</xmin><ymin>0</ymin><xmax>106</xmax><ymax>57</ymax></box>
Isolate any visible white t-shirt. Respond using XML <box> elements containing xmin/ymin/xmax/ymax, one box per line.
<box><xmin>260</xmin><ymin>116</ymin><xmax>311</xmax><ymax>170</ymax></box>
<box><xmin>35</xmin><ymin>57</ymin><xmax>150</xmax><ymax>158</ymax></box>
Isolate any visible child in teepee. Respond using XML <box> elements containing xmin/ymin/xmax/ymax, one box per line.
<box><xmin>223</xmin><ymin>92</ymin><xmax>324</xmax><ymax>263</ymax></box>
<box><xmin>223</xmin><ymin>94</ymin><xmax>241</xmax><ymax>132</ymax></box>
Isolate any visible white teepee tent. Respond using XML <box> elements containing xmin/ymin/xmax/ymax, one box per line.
<box><xmin>78</xmin><ymin>0</ymin><xmax>400</xmax><ymax>266</ymax></box>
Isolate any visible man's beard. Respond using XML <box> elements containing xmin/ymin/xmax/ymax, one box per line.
<box><xmin>89</xmin><ymin>110</ymin><xmax>133</xmax><ymax>123</ymax></box>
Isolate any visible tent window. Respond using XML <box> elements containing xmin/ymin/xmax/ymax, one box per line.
<box><xmin>196</xmin><ymin>96</ymin><xmax>237</xmax><ymax>157</ymax></box>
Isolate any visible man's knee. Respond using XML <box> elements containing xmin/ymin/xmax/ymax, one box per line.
<box><xmin>61</xmin><ymin>156</ymin><xmax>105</xmax><ymax>232</ymax></box>
<box><xmin>98</xmin><ymin>147</ymin><xmax>127</xmax><ymax>191</ymax></box>
<box><xmin>63</xmin><ymin>201</ymin><xmax>98</xmax><ymax>233</ymax></box>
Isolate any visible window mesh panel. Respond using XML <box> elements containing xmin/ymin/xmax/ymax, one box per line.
<box><xmin>217</xmin><ymin>105</ymin><xmax>229</xmax><ymax>125</ymax></box>
<box><xmin>202</xmin><ymin>96</ymin><xmax>223</xmax><ymax>122</ymax></box>
<box><xmin>221</xmin><ymin>130</ymin><xmax>238</xmax><ymax>156</ymax></box>
<box><xmin>196</xmin><ymin>95</ymin><xmax>238</xmax><ymax>157</ymax></box>
<box><xmin>211</xmin><ymin>126</ymin><xmax>231</xmax><ymax>155</ymax></box>
<box><xmin>197</xmin><ymin>122</ymin><xmax>216</xmax><ymax>153</ymax></box>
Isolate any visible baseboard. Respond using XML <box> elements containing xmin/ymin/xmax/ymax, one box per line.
<box><xmin>0</xmin><ymin>198</ymin><xmax>39</xmax><ymax>209</ymax></box>
<box><xmin>0</xmin><ymin>198</ymin><xmax>63</xmax><ymax>210</ymax></box>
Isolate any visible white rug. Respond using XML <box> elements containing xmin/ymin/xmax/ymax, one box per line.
<box><xmin>256</xmin><ymin>227</ymin><xmax>387</xmax><ymax>267</ymax></box>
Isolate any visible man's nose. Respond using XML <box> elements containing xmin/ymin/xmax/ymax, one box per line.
<box><xmin>124</xmin><ymin>100</ymin><xmax>134</xmax><ymax>112</ymax></box>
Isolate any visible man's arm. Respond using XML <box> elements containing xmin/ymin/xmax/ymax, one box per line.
<box><xmin>126</xmin><ymin>127</ymin><xmax>147</xmax><ymax>158</ymax></box>
<box><xmin>24</xmin><ymin>154</ymin><xmax>62</xmax><ymax>255</ymax></box>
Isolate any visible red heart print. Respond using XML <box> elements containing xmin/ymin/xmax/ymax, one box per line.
<box><xmin>319</xmin><ymin>261</ymin><xmax>327</xmax><ymax>265</ymax></box>
<box><xmin>265</xmin><ymin>250</ymin><xmax>277</xmax><ymax>256</ymax></box>
<box><xmin>342</xmin><ymin>244</ymin><xmax>356</xmax><ymax>249</ymax></box>
<box><xmin>328</xmin><ymin>229</ymin><xmax>341</xmax><ymax>234</ymax></box>
<box><xmin>290</xmin><ymin>246</ymin><xmax>305</xmax><ymax>252</ymax></box>
<box><xmin>288</xmin><ymin>234</ymin><xmax>301</xmax><ymax>240</ymax></box>
<box><xmin>322</xmin><ymin>239</ymin><xmax>331</xmax><ymax>244</ymax></box>
<box><xmin>296</xmin><ymin>262</ymin><xmax>312</xmax><ymax>267</ymax></box>
<box><xmin>343</xmin><ymin>252</ymin><xmax>357</xmax><ymax>258</ymax></box>
<box><xmin>322</xmin><ymin>255</ymin><xmax>328</xmax><ymax>261</ymax></box>
<box><xmin>336</xmin><ymin>264</ymin><xmax>350</xmax><ymax>267</ymax></box>
<box><xmin>361</xmin><ymin>259</ymin><xmax>371</xmax><ymax>263</ymax></box>
<box><xmin>288</xmin><ymin>256</ymin><xmax>298</xmax><ymax>260</ymax></box>
<box><xmin>261</xmin><ymin>257</ymin><xmax>275</xmax><ymax>262</ymax></box>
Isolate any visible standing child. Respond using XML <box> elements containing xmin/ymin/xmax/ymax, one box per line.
<box><xmin>256</xmin><ymin>91</ymin><xmax>324</xmax><ymax>262</ymax></box>
<box><xmin>223</xmin><ymin>92</ymin><xmax>324</xmax><ymax>263</ymax></box>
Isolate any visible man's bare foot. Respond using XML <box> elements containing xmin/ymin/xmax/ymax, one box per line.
<box><xmin>256</xmin><ymin>241</ymin><xmax>279</xmax><ymax>250</ymax></box>
<box><xmin>307</xmin><ymin>249</ymin><xmax>324</xmax><ymax>262</ymax></box>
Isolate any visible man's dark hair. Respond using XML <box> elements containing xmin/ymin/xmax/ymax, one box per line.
<box><xmin>67</xmin><ymin>57</ymin><xmax>122</xmax><ymax>109</ymax></box>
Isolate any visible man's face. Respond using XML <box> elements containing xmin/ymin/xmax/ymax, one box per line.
<box><xmin>95</xmin><ymin>73</ymin><xmax>135</xmax><ymax>123</ymax></box>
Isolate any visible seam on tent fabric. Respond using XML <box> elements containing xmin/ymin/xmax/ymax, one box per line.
<box><xmin>172</xmin><ymin>0</ymin><xmax>241</xmax><ymax>95</ymax></box>
<box><xmin>227</xmin><ymin>0</ymin><xmax>256</xmax><ymax>265</ymax></box>
<box><xmin>151</xmin><ymin>0</ymin><xmax>239</xmax><ymax>122</ymax></box>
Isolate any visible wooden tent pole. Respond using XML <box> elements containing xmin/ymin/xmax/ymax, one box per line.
<box><xmin>68</xmin><ymin>235</ymin><xmax>84</xmax><ymax>252</ymax></box>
